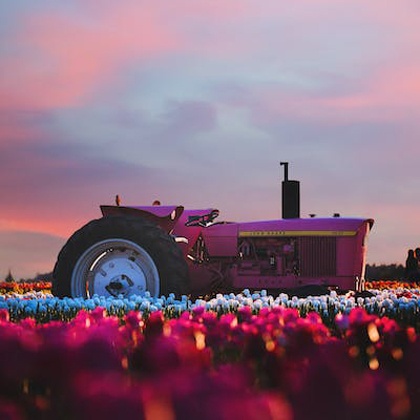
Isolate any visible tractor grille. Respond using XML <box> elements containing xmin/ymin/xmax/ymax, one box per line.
<box><xmin>299</xmin><ymin>237</ymin><xmax>336</xmax><ymax>276</ymax></box>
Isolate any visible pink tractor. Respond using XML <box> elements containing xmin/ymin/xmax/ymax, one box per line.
<box><xmin>52</xmin><ymin>165</ymin><xmax>374</xmax><ymax>298</ymax></box>
<box><xmin>52</xmin><ymin>204</ymin><xmax>373</xmax><ymax>298</ymax></box>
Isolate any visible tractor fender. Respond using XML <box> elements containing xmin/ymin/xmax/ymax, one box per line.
<box><xmin>100</xmin><ymin>205</ymin><xmax>184</xmax><ymax>233</ymax></box>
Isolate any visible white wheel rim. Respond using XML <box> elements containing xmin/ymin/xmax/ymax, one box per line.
<box><xmin>71</xmin><ymin>239</ymin><xmax>160</xmax><ymax>298</ymax></box>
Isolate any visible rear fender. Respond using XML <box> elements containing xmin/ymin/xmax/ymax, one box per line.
<box><xmin>100</xmin><ymin>205</ymin><xmax>184</xmax><ymax>233</ymax></box>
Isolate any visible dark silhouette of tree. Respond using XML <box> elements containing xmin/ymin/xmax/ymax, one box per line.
<box><xmin>5</xmin><ymin>269</ymin><xmax>15</xmax><ymax>283</ymax></box>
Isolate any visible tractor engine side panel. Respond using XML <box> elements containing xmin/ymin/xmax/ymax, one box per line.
<box><xmin>236</xmin><ymin>236</ymin><xmax>299</xmax><ymax>277</ymax></box>
<box><xmin>201</xmin><ymin>223</ymin><xmax>238</xmax><ymax>256</ymax></box>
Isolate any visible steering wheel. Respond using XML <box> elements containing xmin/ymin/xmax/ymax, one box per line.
<box><xmin>185</xmin><ymin>210</ymin><xmax>220</xmax><ymax>227</ymax></box>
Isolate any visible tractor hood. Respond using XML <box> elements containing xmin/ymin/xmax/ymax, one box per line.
<box><xmin>237</xmin><ymin>217</ymin><xmax>374</xmax><ymax>237</ymax></box>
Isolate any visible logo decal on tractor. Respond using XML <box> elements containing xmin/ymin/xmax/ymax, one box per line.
<box><xmin>239</xmin><ymin>230</ymin><xmax>357</xmax><ymax>237</ymax></box>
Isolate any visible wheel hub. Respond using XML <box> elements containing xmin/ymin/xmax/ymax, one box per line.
<box><xmin>71</xmin><ymin>239</ymin><xmax>160</xmax><ymax>298</ymax></box>
<box><xmin>92</xmin><ymin>256</ymin><xmax>146</xmax><ymax>297</ymax></box>
<box><xmin>106</xmin><ymin>274</ymin><xmax>135</xmax><ymax>296</ymax></box>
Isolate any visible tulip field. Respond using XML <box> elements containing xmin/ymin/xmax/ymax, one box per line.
<box><xmin>1</xmin><ymin>281</ymin><xmax>420</xmax><ymax>419</ymax></box>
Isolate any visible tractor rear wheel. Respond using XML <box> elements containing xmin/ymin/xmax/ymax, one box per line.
<box><xmin>52</xmin><ymin>216</ymin><xmax>190</xmax><ymax>298</ymax></box>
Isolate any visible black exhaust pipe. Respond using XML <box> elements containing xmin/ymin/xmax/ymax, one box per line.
<box><xmin>280</xmin><ymin>162</ymin><xmax>300</xmax><ymax>219</ymax></box>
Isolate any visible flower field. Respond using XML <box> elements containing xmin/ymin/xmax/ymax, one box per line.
<box><xmin>1</xmin><ymin>282</ymin><xmax>420</xmax><ymax>419</ymax></box>
<box><xmin>0</xmin><ymin>281</ymin><xmax>51</xmax><ymax>296</ymax></box>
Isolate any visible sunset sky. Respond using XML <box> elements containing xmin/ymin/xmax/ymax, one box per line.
<box><xmin>2</xmin><ymin>1</ymin><xmax>420</xmax><ymax>279</ymax></box>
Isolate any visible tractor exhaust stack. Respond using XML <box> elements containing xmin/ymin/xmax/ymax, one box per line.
<box><xmin>280</xmin><ymin>162</ymin><xmax>300</xmax><ymax>219</ymax></box>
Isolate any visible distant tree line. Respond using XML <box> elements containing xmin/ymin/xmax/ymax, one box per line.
<box><xmin>2</xmin><ymin>271</ymin><xmax>53</xmax><ymax>283</ymax></box>
<box><xmin>23</xmin><ymin>272</ymin><xmax>53</xmax><ymax>283</ymax></box>
<box><xmin>365</xmin><ymin>264</ymin><xmax>405</xmax><ymax>280</ymax></box>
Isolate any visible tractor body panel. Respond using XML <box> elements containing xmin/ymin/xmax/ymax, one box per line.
<box><xmin>188</xmin><ymin>215</ymin><xmax>373</xmax><ymax>293</ymax></box>
<box><xmin>99</xmin><ymin>204</ymin><xmax>373</xmax><ymax>293</ymax></box>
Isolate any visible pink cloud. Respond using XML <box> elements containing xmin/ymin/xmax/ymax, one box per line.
<box><xmin>0</xmin><ymin>120</ymin><xmax>40</xmax><ymax>143</ymax></box>
<box><xmin>0</xmin><ymin>1</ymin><xmax>270</xmax><ymax>112</ymax></box>
<box><xmin>243</xmin><ymin>58</ymin><xmax>420</xmax><ymax>127</ymax></box>
<box><xmin>1</xmin><ymin>4</ymin><xmax>183</xmax><ymax>110</ymax></box>
<box><xmin>5</xmin><ymin>0</ymin><xmax>419</xmax><ymax>115</ymax></box>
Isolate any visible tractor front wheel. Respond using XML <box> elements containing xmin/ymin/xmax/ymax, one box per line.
<box><xmin>52</xmin><ymin>216</ymin><xmax>189</xmax><ymax>298</ymax></box>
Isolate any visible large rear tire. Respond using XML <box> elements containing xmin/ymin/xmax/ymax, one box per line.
<box><xmin>52</xmin><ymin>216</ymin><xmax>190</xmax><ymax>298</ymax></box>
